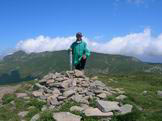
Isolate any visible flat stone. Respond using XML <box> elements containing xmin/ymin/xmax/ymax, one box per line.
<box><xmin>57</xmin><ymin>96</ymin><xmax>66</xmax><ymax>101</ymax></box>
<box><xmin>80</xmin><ymin>104</ymin><xmax>89</xmax><ymax>110</ymax></box>
<box><xmin>157</xmin><ymin>91</ymin><xmax>162</xmax><ymax>97</ymax></box>
<box><xmin>18</xmin><ymin>111</ymin><xmax>29</xmax><ymax>118</ymax></box>
<box><xmin>52</xmin><ymin>89</ymin><xmax>61</xmax><ymax>95</ymax></box>
<box><xmin>94</xmin><ymin>81</ymin><xmax>106</xmax><ymax>87</ymax></box>
<box><xmin>74</xmin><ymin>70</ymin><xmax>84</xmax><ymax>78</ymax></box>
<box><xmin>116</xmin><ymin>95</ymin><xmax>127</xmax><ymax>101</ymax></box>
<box><xmin>55</xmin><ymin>77</ymin><xmax>64</xmax><ymax>82</ymax></box>
<box><xmin>94</xmin><ymin>90</ymin><xmax>104</xmax><ymax>94</ymax></box>
<box><xmin>70</xmin><ymin>106</ymin><xmax>84</xmax><ymax>112</ymax></box>
<box><xmin>142</xmin><ymin>91</ymin><xmax>148</xmax><ymax>96</ymax></box>
<box><xmin>40</xmin><ymin>95</ymin><xmax>47</xmax><ymax>100</ymax></box>
<box><xmin>28</xmin><ymin>106</ymin><xmax>35</xmax><ymax>110</ymax></box>
<box><xmin>16</xmin><ymin>93</ymin><xmax>28</xmax><ymax>98</ymax></box>
<box><xmin>53</xmin><ymin>112</ymin><xmax>81</xmax><ymax>121</ymax></box>
<box><xmin>119</xmin><ymin>104</ymin><xmax>133</xmax><ymax>115</ymax></box>
<box><xmin>24</xmin><ymin>96</ymin><xmax>30</xmax><ymax>100</ymax></box>
<box><xmin>97</xmin><ymin>93</ymin><xmax>107</xmax><ymax>99</ymax></box>
<box><xmin>91</xmin><ymin>76</ymin><xmax>98</xmax><ymax>80</ymax></box>
<box><xmin>30</xmin><ymin>114</ymin><xmax>40</xmax><ymax>121</ymax></box>
<box><xmin>32</xmin><ymin>91</ymin><xmax>43</xmax><ymax>97</ymax></box>
<box><xmin>97</xmin><ymin>100</ymin><xmax>120</xmax><ymax>112</ymax></box>
<box><xmin>47</xmin><ymin>94</ymin><xmax>59</xmax><ymax>106</ymax></box>
<box><xmin>41</xmin><ymin>105</ymin><xmax>48</xmax><ymax>111</ymax></box>
<box><xmin>84</xmin><ymin>107</ymin><xmax>113</xmax><ymax>117</ymax></box>
<box><xmin>63</xmin><ymin>90</ymin><xmax>75</xmax><ymax>98</ymax></box>
<box><xmin>71</xmin><ymin>94</ymin><xmax>89</xmax><ymax>104</ymax></box>
<box><xmin>46</xmin><ymin>79</ymin><xmax>55</xmax><ymax>84</ymax></box>
<box><xmin>86</xmin><ymin>91</ymin><xmax>95</xmax><ymax>96</ymax></box>
<box><xmin>60</xmin><ymin>80</ymin><xmax>71</xmax><ymax>89</ymax></box>
<box><xmin>34</xmin><ymin>83</ymin><xmax>45</xmax><ymax>89</ymax></box>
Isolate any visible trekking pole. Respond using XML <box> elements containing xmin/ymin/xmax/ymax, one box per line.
<box><xmin>69</xmin><ymin>49</ymin><xmax>73</xmax><ymax>71</ymax></box>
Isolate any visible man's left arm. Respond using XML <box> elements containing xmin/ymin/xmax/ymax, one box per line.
<box><xmin>83</xmin><ymin>43</ymin><xmax>90</xmax><ymax>59</ymax></box>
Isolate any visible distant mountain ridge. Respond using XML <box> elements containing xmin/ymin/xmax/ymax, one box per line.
<box><xmin>0</xmin><ymin>50</ymin><xmax>162</xmax><ymax>84</ymax></box>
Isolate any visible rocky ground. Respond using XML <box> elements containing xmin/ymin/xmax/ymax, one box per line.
<box><xmin>1</xmin><ymin>70</ymin><xmax>162</xmax><ymax>121</ymax></box>
<box><xmin>17</xmin><ymin>70</ymin><xmax>133</xmax><ymax>121</ymax></box>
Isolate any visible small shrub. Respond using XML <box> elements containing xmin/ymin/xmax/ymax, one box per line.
<box><xmin>39</xmin><ymin>110</ymin><xmax>54</xmax><ymax>121</ymax></box>
<box><xmin>25</xmin><ymin>108</ymin><xmax>40</xmax><ymax>120</ymax></box>
<box><xmin>58</xmin><ymin>101</ymin><xmax>80</xmax><ymax>112</ymax></box>
<box><xmin>27</xmin><ymin>98</ymin><xmax>46</xmax><ymax>111</ymax></box>
<box><xmin>89</xmin><ymin>98</ymin><xmax>97</xmax><ymax>108</ymax></box>
<box><xmin>2</xmin><ymin>93</ymin><xmax>16</xmax><ymax>104</ymax></box>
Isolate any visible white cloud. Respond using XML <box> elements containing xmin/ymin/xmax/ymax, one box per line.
<box><xmin>16</xmin><ymin>28</ymin><xmax>162</xmax><ymax>62</ymax></box>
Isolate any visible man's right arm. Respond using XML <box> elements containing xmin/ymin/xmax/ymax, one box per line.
<box><xmin>69</xmin><ymin>43</ymin><xmax>73</xmax><ymax>53</ymax></box>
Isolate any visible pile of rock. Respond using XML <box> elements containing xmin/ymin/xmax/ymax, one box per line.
<box><xmin>31</xmin><ymin>70</ymin><xmax>133</xmax><ymax>121</ymax></box>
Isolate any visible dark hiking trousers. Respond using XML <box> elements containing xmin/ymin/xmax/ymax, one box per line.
<box><xmin>75</xmin><ymin>58</ymin><xmax>86</xmax><ymax>70</ymax></box>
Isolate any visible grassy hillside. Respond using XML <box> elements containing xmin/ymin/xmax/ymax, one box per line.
<box><xmin>0</xmin><ymin>73</ymin><xmax>162</xmax><ymax>121</ymax></box>
<box><xmin>0</xmin><ymin>50</ymin><xmax>161</xmax><ymax>84</ymax></box>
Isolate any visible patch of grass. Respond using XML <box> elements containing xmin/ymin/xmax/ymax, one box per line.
<box><xmin>26</xmin><ymin>98</ymin><xmax>46</xmax><ymax>111</ymax></box>
<box><xmin>89</xmin><ymin>97</ymin><xmax>97</xmax><ymax>108</ymax></box>
<box><xmin>107</xmin><ymin>95</ymin><xmax>117</xmax><ymax>101</ymax></box>
<box><xmin>15</xmin><ymin>82</ymin><xmax>33</xmax><ymax>93</ymax></box>
<box><xmin>25</xmin><ymin>108</ymin><xmax>40</xmax><ymax>121</ymax></box>
<box><xmin>80</xmin><ymin>113</ymin><xmax>101</xmax><ymax>121</ymax></box>
<box><xmin>100</xmin><ymin>74</ymin><xmax>162</xmax><ymax>121</ymax></box>
<box><xmin>58</xmin><ymin>101</ymin><xmax>80</xmax><ymax>112</ymax></box>
<box><xmin>0</xmin><ymin>104</ymin><xmax>19</xmax><ymax>121</ymax></box>
<box><xmin>15</xmin><ymin>98</ymin><xmax>29</xmax><ymax>111</ymax></box>
<box><xmin>38</xmin><ymin>110</ymin><xmax>54</xmax><ymax>121</ymax></box>
<box><xmin>2</xmin><ymin>93</ymin><xmax>16</xmax><ymax>104</ymax></box>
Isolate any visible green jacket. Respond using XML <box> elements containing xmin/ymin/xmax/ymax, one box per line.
<box><xmin>70</xmin><ymin>40</ymin><xmax>90</xmax><ymax>65</ymax></box>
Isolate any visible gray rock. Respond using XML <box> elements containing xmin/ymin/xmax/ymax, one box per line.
<box><xmin>84</xmin><ymin>107</ymin><xmax>113</xmax><ymax>117</ymax></box>
<box><xmin>52</xmin><ymin>89</ymin><xmax>61</xmax><ymax>95</ymax></box>
<box><xmin>30</xmin><ymin>114</ymin><xmax>40</xmax><ymax>121</ymax></box>
<box><xmin>119</xmin><ymin>104</ymin><xmax>133</xmax><ymax>115</ymax></box>
<box><xmin>32</xmin><ymin>91</ymin><xmax>43</xmax><ymax>97</ymax></box>
<box><xmin>60</xmin><ymin>80</ymin><xmax>72</xmax><ymax>89</ymax></box>
<box><xmin>16</xmin><ymin>93</ymin><xmax>28</xmax><ymax>98</ymax></box>
<box><xmin>28</xmin><ymin>106</ymin><xmax>35</xmax><ymax>110</ymax></box>
<box><xmin>41</xmin><ymin>105</ymin><xmax>48</xmax><ymax>111</ymax></box>
<box><xmin>157</xmin><ymin>91</ymin><xmax>162</xmax><ymax>97</ymax></box>
<box><xmin>97</xmin><ymin>93</ymin><xmax>107</xmax><ymax>99</ymax></box>
<box><xmin>86</xmin><ymin>91</ymin><xmax>95</xmax><ymax>96</ymax></box>
<box><xmin>57</xmin><ymin>96</ymin><xmax>66</xmax><ymax>101</ymax></box>
<box><xmin>142</xmin><ymin>91</ymin><xmax>148</xmax><ymax>96</ymax></box>
<box><xmin>97</xmin><ymin>100</ymin><xmax>120</xmax><ymax>112</ymax></box>
<box><xmin>116</xmin><ymin>95</ymin><xmax>127</xmax><ymax>101</ymax></box>
<box><xmin>94</xmin><ymin>81</ymin><xmax>106</xmax><ymax>87</ymax></box>
<box><xmin>91</xmin><ymin>76</ymin><xmax>98</xmax><ymax>80</ymax></box>
<box><xmin>47</xmin><ymin>95</ymin><xmax>60</xmax><ymax>106</ymax></box>
<box><xmin>18</xmin><ymin>111</ymin><xmax>29</xmax><ymax>118</ymax></box>
<box><xmin>10</xmin><ymin>100</ymin><xmax>15</xmax><ymax>105</ymax></box>
<box><xmin>70</xmin><ymin>106</ymin><xmax>84</xmax><ymax>112</ymax></box>
<box><xmin>80</xmin><ymin>104</ymin><xmax>89</xmax><ymax>110</ymax></box>
<box><xmin>74</xmin><ymin>70</ymin><xmax>84</xmax><ymax>78</ymax></box>
<box><xmin>53</xmin><ymin>112</ymin><xmax>81</xmax><ymax>121</ymax></box>
<box><xmin>46</xmin><ymin>79</ymin><xmax>55</xmax><ymax>84</ymax></box>
<box><xmin>40</xmin><ymin>95</ymin><xmax>47</xmax><ymax>100</ymax></box>
<box><xmin>71</xmin><ymin>94</ymin><xmax>89</xmax><ymax>104</ymax></box>
<box><xmin>94</xmin><ymin>89</ymin><xmax>104</xmax><ymax>94</ymax></box>
<box><xmin>34</xmin><ymin>83</ymin><xmax>45</xmax><ymax>89</ymax></box>
<box><xmin>55</xmin><ymin>77</ymin><xmax>64</xmax><ymax>82</ymax></box>
<box><xmin>63</xmin><ymin>90</ymin><xmax>75</xmax><ymax>98</ymax></box>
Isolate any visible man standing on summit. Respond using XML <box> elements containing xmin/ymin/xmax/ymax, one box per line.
<box><xmin>70</xmin><ymin>32</ymin><xmax>90</xmax><ymax>70</ymax></box>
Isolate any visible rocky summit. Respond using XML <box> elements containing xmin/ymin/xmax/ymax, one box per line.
<box><xmin>29</xmin><ymin>70</ymin><xmax>133</xmax><ymax>121</ymax></box>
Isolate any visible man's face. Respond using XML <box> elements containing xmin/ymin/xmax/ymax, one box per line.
<box><xmin>76</xmin><ymin>35</ymin><xmax>82</xmax><ymax>40</ymax></box>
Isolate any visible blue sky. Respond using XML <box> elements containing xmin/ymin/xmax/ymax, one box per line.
<box><xmin>0</xmin><ymin>0</ymin><xmax>162</xmax><ymax>62</ymax></box>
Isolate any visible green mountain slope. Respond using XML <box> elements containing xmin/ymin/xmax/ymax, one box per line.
<box><xmin>0</xmin><ymin>50</ymin><xmax>161</xmax><ymax>84</ymax></box>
